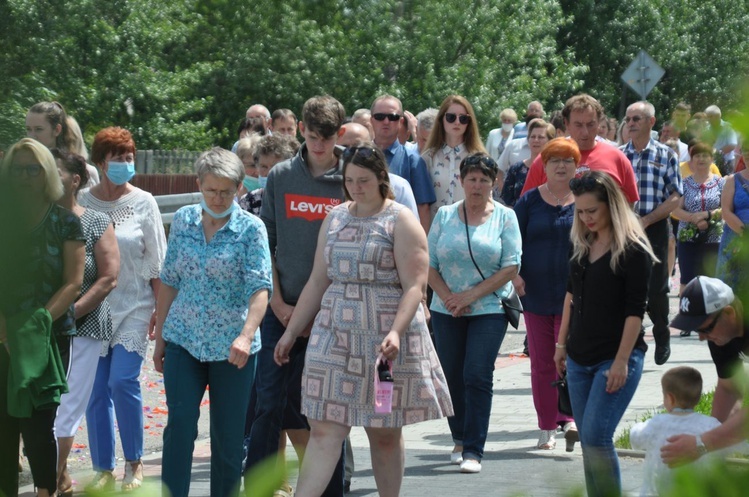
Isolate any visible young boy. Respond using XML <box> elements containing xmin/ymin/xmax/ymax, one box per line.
<box><xmin>245</xmin><ymin>95</ymin><xmax>346</xmax><ymax>497</ymax></box>
<box><xmin>630</xmin><ymin>366</ymin><xmax>721</xmax><ymax>496</ymax></box>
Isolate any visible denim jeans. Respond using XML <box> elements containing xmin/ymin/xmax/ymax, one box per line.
<box><xmin>431</xmin><ymin>312</ymin><xmax>508</xmax><ymax>461</ymax></box>
<box><xmin>244</xmin><ymin>308</ymin><xmax>344</xmax><ymax>496</ymax></box>
<box><xmin>566</xmin><ymin>348</ymin><xmax>644</xmax><ymax>497</ymax></box>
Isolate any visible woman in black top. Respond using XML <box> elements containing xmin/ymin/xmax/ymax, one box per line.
<box><xmin>554</xmin><ymin>171</ymin><xmax>656</xmax><ymax>497</ymax></box>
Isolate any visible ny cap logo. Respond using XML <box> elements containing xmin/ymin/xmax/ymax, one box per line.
<box><xmin>680</xmin><ymin>297</ymin><xmax>690</xmax><ymax>313</ymax></box>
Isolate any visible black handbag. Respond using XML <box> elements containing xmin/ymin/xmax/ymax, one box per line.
<box><xmin>462</xmin><ymin>201</ymin><xmax>523</xmax><ymax>329</ymax></box>
<box><xmin>552</xmin><ymin>375</ymin><xmax>573</xmax><ymax>416</ymax></box>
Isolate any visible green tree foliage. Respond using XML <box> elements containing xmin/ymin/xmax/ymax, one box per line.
<box><xmin>1</xmin><ymin>0</ymin><xmax>747</xmax><ymax>151</ymax></box>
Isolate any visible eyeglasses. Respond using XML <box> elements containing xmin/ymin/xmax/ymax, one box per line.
<box><xmin>624</xmin><ymin>115</ymin><xmax>644</xmax><ymax>124</ymax></box>
<box><xmin>445</xmin><ymin>113</ymin><xmax>471</xmax><ymax>125</ymax></box>
<box><xmin>342</xmin><ymin>147</ymin><xmax>376</xmax><ymax>162</ymax></box>
<box><xmin>569</xmin><ymin>174</ymin><xmax>603</xmax><ymax>194</ymax></box>
<box><xmin>461</xmin><ymin>155</ymin><xmax>498</xmax><ymax>173</ymax></box>
<box><xmin>10</xmin><ymin>164</ymin><xmax>43</xmax><ymax>177</ymax></box>
<box><xmin>372</xmin><ymin>113</ymin><xmax>401</xmax><ymax>122</ymax></box>
<box><xmin>696</xmin><ymin>311</ymin><xmax>722</xmax><ymax>334</ymax></box>
<box><xmin>546</xmin><ymin>158</ymin><xmax>577</xmax><ymax>167</ymax></box>
<box><xmin>202</xmin><ymin>189</ymin><xmax>236</xmax><ymax>199</ymax></box>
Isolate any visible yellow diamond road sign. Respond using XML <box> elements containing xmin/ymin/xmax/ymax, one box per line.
<box><xmin>621</xmin><ymin>50</ymin><xmax>665</xmax><ymax>99</ymax></box>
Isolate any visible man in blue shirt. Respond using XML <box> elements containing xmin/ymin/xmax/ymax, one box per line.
<box><xmin>621</xmin><ymin>101</ymin><xmax>683</xmax><ymax>365</ymax></box>
<box><xmin>371</xmin><ymin>95</ymin><xmax>436</xmax><ymax>232</ymax></box>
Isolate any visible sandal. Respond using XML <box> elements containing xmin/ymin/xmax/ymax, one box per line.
<box><xmin>537</xmin><ymin>430</ymin><xmax>556</xmax><ymax>450</ymax></box>
<box><xmin>86</xmin><ymin>470</ymin><xmax>115</xmax><ymax>492</ymax></box>
<box><xmin>122</xmin><ymin>460</ymin><xmax>143</xmax><ymax>492</ymax></box>
<box><xmin>57</xmin><ymin>468</ymin><xmax>74</xmax><ymax>496</ymax></box>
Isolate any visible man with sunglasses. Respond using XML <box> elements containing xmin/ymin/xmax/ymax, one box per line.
<box><xmin>662</xmin><ymin>276</ymin><xmax>749</xmax><ymax>466</ymax></box>
<box><xmin>371</xmin><ymin>95</ymin><xmax>436</xmax><ymax>233</ymax></box>
<box><xmin>621</xmin><ymin>101</ymin><xmax>683</xmax><ymax>366</ymax></box>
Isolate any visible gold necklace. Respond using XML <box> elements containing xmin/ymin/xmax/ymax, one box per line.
<box><xmin>545</xmin><ymin>184</ymin><xmax>572</xmax><ymax>205</ymax></box>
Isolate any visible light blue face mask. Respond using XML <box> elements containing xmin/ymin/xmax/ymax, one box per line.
<box><xmin>257</xmin><ymin>176</ymin><xmax>268</xmax><ymax>188</ymax></box>
<box><xmin>106</xmin><ymin>161</ymin><xmax>136</xmax><ymax>185</ymax></box>
<box><xmin>243</xmin><ymin>176</ymin><xmax>260</xmax><ymax>192</ymax></box>
<box><xmin>201</xmin><ymin>199</ymin><xmax>236</xmax><ymax>219</ymax></box>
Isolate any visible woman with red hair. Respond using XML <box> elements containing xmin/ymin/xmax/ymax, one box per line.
<box><xmin>513</xmin><ymin>138</ymin><xmax>580</xmax><ymax>450</ymax></box>
<box><xmin>79</xmin><ymin>127</ymin><xmax>167</xmax><ymax>492</ymax></box>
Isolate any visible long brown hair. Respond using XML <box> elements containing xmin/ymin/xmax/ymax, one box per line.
<box><xmin>424</xmin><ymin>95</ymin><xmax>486</xmax><ymax>155</ymax></box>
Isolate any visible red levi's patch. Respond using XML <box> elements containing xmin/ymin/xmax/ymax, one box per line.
<box><xmin>285</xmin><ymin>194</ymin><xmax>341</xmax><ymax>221</ymax></box>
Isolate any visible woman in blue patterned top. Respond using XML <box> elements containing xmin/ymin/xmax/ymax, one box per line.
<box><xmin>0</xmin><ymin>138</ymin><xmax>85</xmax><ymax>497</ymax></box>
<box><xmin>428</xmin><ymin>153</ymin><xmax>522</xmax><ymax>474</ymax></box>
<box><xmin>153</xmin><ymin>148</ymin><xmax>272</xmax><ymax>497</ymax></box>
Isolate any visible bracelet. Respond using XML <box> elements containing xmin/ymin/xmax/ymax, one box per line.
<box><xmin>555</xmin><ymin>343</ymin><xmax>566</xmax><ymax>349</ymax></box>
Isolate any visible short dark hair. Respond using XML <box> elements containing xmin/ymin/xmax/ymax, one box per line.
<box><xmin>302</xmin><ymin>95</ymin><xmax>346</xmax><ymax>139</ymax></box>
<box><xmin>254</xmin><ymin>134</ymin><xmax>299</xmax><ymax>162</ymax></box>
<box><xmin>237</xmin><ymin>117</ymin><xmax>266</xmax><ymax>137</ymax></box>
<box><xmin>661</xmin><ymin>366</ymin><xmax>702</xmax><ymax>409</ymax></box>
<box><xmin>562</xmin><ymin>94</ymin><xmax>604</xmax><ymax>122</ymax></box>
<box><xmin>550</xmin><ymin>110</ymin><xmax>566</xmax><ymax>132</ymax></box>
<box><xmin>51</xmin><ymin>149</ymin><xmax>89</xmax><ymax>195</ymax></box>
<box><xmin>459</xmin><ymin>153</ymin><xmax>498</xmax><ymax>182</ymax></box>
<box><xmin>272</xmin><ymin>108</ymin><xmax>297</xmax><ymax>124</ymax></box>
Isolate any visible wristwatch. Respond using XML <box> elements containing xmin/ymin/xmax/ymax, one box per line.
<box><xmin>695</xmin><ymin>435</ymin><xmax>708</xmax><ymax>457</ymax></box>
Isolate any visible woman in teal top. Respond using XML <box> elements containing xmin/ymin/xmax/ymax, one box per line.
<box><xmin>153</xmin><ymin>148</ymin><xmax>272</xmax><ymax>497</ymax></box>
<box><xmin>428</xmin><ymin>153</ymin><xmax>522</xmax><ymax>474</ymax></box>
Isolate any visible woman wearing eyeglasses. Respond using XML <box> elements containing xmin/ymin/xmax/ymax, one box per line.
<box><xmin>554</xmin><ymin>171</ymin><xmax>657</xmax><ymax>497</ymax></box>
<box><xmin>0</xmin><ymin>139</ymin><xmax>85</xmax><ymax>497</ymax></box>
<box><xmin>422</xmin><ymin>95</ymin><xmax>487</xmax><ymax>220</ymax></box>
<box><xmin>499</xmin><ymin>118</ymin><xmax>555</xmax><ymax>207</ymax></box>
<box><xmin>513</xmin><ymin>138</ymin><xmax>579</xmax><ymax>452</ymax></box>
<box><xmin>428</xmin><ymin>153</ymin><xmax>522</xmax><ymax>473</ymax></box>
<box><xmin>274</xmin><ymin>143</ymin><xmax>452</xmax><ymax>497</ymax></box>
<box><xmin>78</xmin><ymin>127</ymin><xmax>167</xmax><ymax>491</ymax></box>
<box><xmin>153</xmin><ymin>148</ymin><xmax>272</xmax><ymax>497</ymax></box>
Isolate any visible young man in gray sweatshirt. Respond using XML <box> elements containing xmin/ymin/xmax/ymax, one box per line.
<box><xmin>245</xmin><ymin>95</ymin><xmax>346</xmax><ymax>496</ymax></box>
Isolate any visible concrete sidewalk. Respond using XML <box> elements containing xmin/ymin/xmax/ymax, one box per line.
<box><xmin>19</xmin><ymin>292</ymin><xmax>731</xmax><ymax>496</ymax></box>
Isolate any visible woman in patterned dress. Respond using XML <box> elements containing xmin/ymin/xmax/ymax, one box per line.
<box><xmin>422</xmin><ymin>95</ymin><xmax>487</xmax><ymax>221</ymax></box>
<box><xmin>154</xmin><ymin>148</ymin><xmax>272</xmax><ymax>497</ymax></box>
<box><xmin>428</xmin><ymin>153</ymin><xmax>522</xmax><ymax>473</ymax></box>
<box><xmin>274</xmin><ymin>143</ymin><xmax>452</xmax><ymax>497</ymax></box>
<box><xmin>78</xmin><ymin>127</ymin><xmax>167</xmax><ymax>491</ymax></box>
<box><xmin>53</xmin><ymin>150</ymin><xmax>119</xmax><ymax>496</ymax></box>
<box><xmin>0</xmin><ymin>139</ymin><xmax>85</xmax><ymax>497</ymax></box>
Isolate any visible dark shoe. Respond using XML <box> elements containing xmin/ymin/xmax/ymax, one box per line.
<box><xmin>655</xmin><ymin>346</ymin><xmax>671</xmax><ymax>365</ymax></box>
<box><xmin>680</xmin><ymin>330</ymin><xmax>691</xmax><ymax>337</ymax></box>
<box><xmin>344</xmin><ymin>481</ymin><xmax>351</xmax><ymax>493</ymax></box>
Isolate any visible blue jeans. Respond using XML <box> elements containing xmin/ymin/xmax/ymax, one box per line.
<box><xmin>162</xmin><ymin>342</ymin><xmax>255</xmax><ymax>497</ymax></box>
<box><xmin>431</xmin><ymin>312</ymin><xmax>508</xmax><ymax>461</ymax></box>
<box><xmin>245</xmin><ymin>308</ymin><xmax>344</xmax><ymax>496</ymax></box>
<box><xmin>86</xmin><ymin>344</ymin><xmax>144</xmax><ymax>471</ymax></box>
<box><xmin>566</xmin><ymin>349</ymin><xmax>644</xmax><ymax>497</ymax></box>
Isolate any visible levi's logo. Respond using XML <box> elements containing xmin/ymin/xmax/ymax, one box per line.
<box><xmin>285</xmin><ymin>194</ymin><xmax>341</xmax><ymax>221</ymax></box>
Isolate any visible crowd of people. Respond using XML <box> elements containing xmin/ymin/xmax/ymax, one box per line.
<box><xmin>0</xmin><ymin>91</ymin><xmax>747</xmax><ymax>497</ymax></box>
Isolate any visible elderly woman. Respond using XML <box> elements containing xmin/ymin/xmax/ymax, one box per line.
<box><xmin>428</xmin><ymin>153</ymin><xmax>522</xmax><ymax>473</ymax></box>
<box><xmin>79</xmin><ymin>127</ymin><xmax>167</xmax><ymax>491</ymax></box>
<box><xmin>0</xmin><ymin>139</ymin><xmax>85</xmax><ymax>497</ymax></box>
<box><xmin>422</xmin><ymin>95</ymin><xmax>487</xmax><ymax>219</ymax></box>
<box><xmin>53</xmin><ymin>150</ymin><xmax>119</xmax><ymax>496</ymax></box>
<box><xmin>513</xmin><ymin>139</ymin><xmax>579</xmax><ymax>451</ymax></box>
<box><xmin>500</xmin><ymin>119</ymin><xmax>555</xmax><ymax>207</ymax></box>
<box><xmin>153</xmin><ymin>148</ymin><xmax>272</xmax><ymax>497</ymax></box>
<box><xmin>274</xmin><ymin>144</ymin><xmax>452</xmax><ymax>497</ymax></box>
<box><xmin>555</xmin><ymin>171</ymin><xmax>657</xmax><ymax>497</ymax></box>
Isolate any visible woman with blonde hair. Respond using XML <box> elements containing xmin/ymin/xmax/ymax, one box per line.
<box><xmin>422</xmin><ymin>95</ymin><xmax>487</xmax><ymax>218</ymax></box>
<box><xmin>554</xmin><ymin>171</ymin><xmax>657</xmax><ymax>496</ymax></box>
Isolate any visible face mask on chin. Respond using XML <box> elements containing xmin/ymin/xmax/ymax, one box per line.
<box><xmin>200</xmin><ymin>199</ymin><xmax>236</xmax><ymax>219</ymax></box>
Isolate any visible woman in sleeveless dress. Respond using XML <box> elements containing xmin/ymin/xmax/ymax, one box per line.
<box><xmin>275</xmin><ymin>143</ymin><xmax>452</xmax><ymax>497</ymax></box>
<box><xmin>716</xmin><ymin>167</ymin><xmax>749</xmax><ymax>292</ymax></box>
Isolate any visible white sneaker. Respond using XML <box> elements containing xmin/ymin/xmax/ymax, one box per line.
<box><xmin>450</xmin><ymin>451</ymin><xmax>463</xmax><ymax>465</ymax></box>
<box><xmin>459</xmin><ymin>459</ymin><xmax>481</xmax><ymax>473</ymax></box>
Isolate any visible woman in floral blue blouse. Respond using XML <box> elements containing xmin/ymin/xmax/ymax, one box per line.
<box><xmin>153</xmin><ymin>147</ymin><xmax>272</xmax><ymax>497</ymax></box>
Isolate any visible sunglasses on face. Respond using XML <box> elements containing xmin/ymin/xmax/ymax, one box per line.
<box><xmin>10</xmin><ymin>164</ymin><xmax>43</xmax><ymax>177</ymax></box>
<box><xmin>624</xmin><ymin>115</ymin><xmax>644</xmax><ymax>124</ymax></box>
<box><xmin>445</xmin><ymin>113</ymin><xmax>471</xmax><ymax>125</ymax></box>
<box><xmin>696</xmin><ymin>311</ymin><xmax>722</xmax><ymax>334</ymax></box>
<box><xmin>462</xmin><ymin>155</ymin><xmax>498</xmax><ymax>173</ymax></box>
<box><xmin>372</xmin><ymin>113</ymin><xmax>401</xmax><ymax>122</ymax></box>
<box><xmin>569</xmin><ymin>174</ymin><xmax>603</xmax><ymax>194</ymax></box>
<box><xmin>342</xmin><ymin>147</ymin><xmax>376</xmax><ymax>162</ymax></box>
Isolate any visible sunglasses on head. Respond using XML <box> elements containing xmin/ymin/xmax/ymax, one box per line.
<box><xmin>445</xmin><ymin>113</ymin><xmax>471</xmax><ymax>125</ymax></box>
<box><xmin>372</xmin><ymin>113</ymin><xmax>401</xmax><ymax>122</ymax></box>
<box><xmin>462</xmin><ymin>155</ymin><xmax>498</xmax><ymax>173</ymax></box>
<box><xmin>569</xmin><ymin>174</ymin><xmax>603</xmax><ymax>194</ymax></box>
<box><xmin>342</xmin><ymin>147</ymin><xmax>376</xmax><ymax>162</ymax></box>
<box><xmin>10</xmin><ymin>164</ymin><xmax>43</xmax><ymax>177</ymax></box>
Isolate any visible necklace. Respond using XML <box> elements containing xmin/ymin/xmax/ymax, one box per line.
<box><xmin>545</xmin><ymin>184</ymin><xmax>572</xmax><ymax>205</ymax></box>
